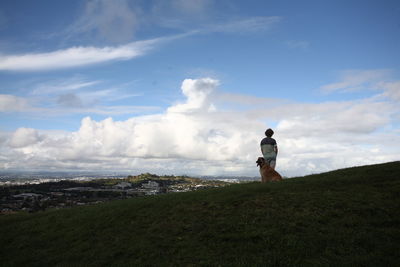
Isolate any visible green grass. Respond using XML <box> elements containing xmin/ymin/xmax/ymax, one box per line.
<box><xmin>1</xmin><ymin>162</ymin><xmax>399</xmax><ymax>266</ymax></box>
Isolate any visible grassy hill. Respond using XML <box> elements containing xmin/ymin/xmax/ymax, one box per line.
<box><xmin>0</xmin><ymin>162</ymin><xmax>399</xmax><ymax>266</ymax></box>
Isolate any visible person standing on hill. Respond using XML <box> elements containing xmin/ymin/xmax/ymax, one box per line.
<box><xmin>260</xmin><ymin>128</ymin><xmax>278</xmax><ymax>169</ymax></box>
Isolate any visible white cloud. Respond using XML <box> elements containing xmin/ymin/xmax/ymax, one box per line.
<box><xmin>0</xmin><ymin>94</ymin><xmax>30</xmax><ymax>112</ymax></box>
<box><xmin>0</xmin><ymin>92</ymin><xmax>157</xmax><ymax>116</ymax></box>
<box><xmin>319</xmin><ymin>69</ymin><xmax>400</xmax><ymax>104</ymax></box>
<box><xmin>0</xmin><ymin>38</ymin><xmax>163</xmax><ymax>71</ymax></box>
<box><xmin>9</xmin><ymin>128</ymin><xmax>42</xmax><ymax>148</ymax></box>
<box><xmin>32</xmin><ymin>78</ymin><xmax>100</xmax><ymax>95</ymax></box>
<box><xmin>78</xmin><ymin>88</ymin><xmax>141</xmax><ymax>102</ymax></box>
<box><xmin>0</xmin><ymin>7</ymin><xmax>281</xmax><ymax>73</ymax></box>
<box><xmin>0</xmin><ymin>78</ymin><xmax>264</xmax><ymax>174</ymax></box>
<box><xmin>28</xmin><ymin>77</ymin><xmax>142</xmax><ymax>110</ymax></box>
<box><xmin>69</xmin><ymin>105</ymin><xmax>159</xmax><ymax>115</ymax></box>
<box><xmin>1</xmin><ymin>77</ymin><xmax>399</xmax><ymax>176</ymax></box>
<box><xmin>320</xmin><ymin>69</ymin><xmax>390</xmax><ymax>93</ymax></box>
<box><xmin>377</xmin><ymin>81</ymin><xmax>400</xmax><ymax>102</ymax></box>
<box><xmin>273</xmin><ymin>100</ymin><xmax>393</xmax><ymax>136</ymax></box>
<box><xmin>168</xmin><ymin>78</ymin><xmax>218</xmax><ymax>112</ymax></box>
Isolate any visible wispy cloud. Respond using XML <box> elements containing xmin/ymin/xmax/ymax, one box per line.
<box><xmin>76</xmin><ymin>105</ymin><xmax>160</xmax><ymax>115</ymax></box>
<box><xmin>0</xmin><ymin>92</ymin><xmax>158</xmax><ymax>115</ymax></box>
<box><xmin>150</xmin><ymin>0</ymin><xmax>215</xmax><ymax>29</ymax></box>
<box><xmin>0</xmin><ymin>14</ymin><xmax>278</xmax><ymax>72</ymax></box>
<box><xmin>0</xmin><ymin>75</ymin><xmax>147</xmax><ymax>116</ymax></box>
<box><xmin>0</xmin><ymin>38</ymin><xmax>166</xmax><ymax>72</ymax></box>
<box><xmin>66</xmin><ymin>0</ymin><xmax>138</xmax><ymax>44</ymax></box>
<box><xmin>32</xmin><ymin>78</ymin><xmax>101</xmax><ymax>95</ymax></box>
<box><xmin>319</xmin><ymin>69</ymin><xmax>400</xmax><ymax>103</ymax></box>
<box><xmin>320</xmin><ymin>69</ymin><xmax>391</xmax><ymax>93</ymax></box>
<box><xmin>206</xmin><ymin>16</ymin><xmax>282</xmax><ymax>34</ymax></box>
<box><xmin>35</xmin><ymin>77</ymin><xmax>142</xmax><ymax>102</ymax></box>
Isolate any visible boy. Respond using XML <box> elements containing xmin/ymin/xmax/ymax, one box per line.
<box><xmin>260</xmin><ymin>128</ymin><xmax>278</xmax><ymax>169</ymax></box>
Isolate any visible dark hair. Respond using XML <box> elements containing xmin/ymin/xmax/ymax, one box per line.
<box><xmin>265</xmin><ymin>128</ymin><xmax>274</xmax><ymax>137</ymax></box>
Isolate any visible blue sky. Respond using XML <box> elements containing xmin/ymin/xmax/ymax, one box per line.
<box><xmin>0</xmin><ymin>0</ymin><xmax>399</xmax><ymax>176</ymax></box>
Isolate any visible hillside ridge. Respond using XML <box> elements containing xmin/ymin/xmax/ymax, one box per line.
<box><xmin>0</xmin><ymin>161</ymin><xmax>399</xmax><ymax>266</ymax></box>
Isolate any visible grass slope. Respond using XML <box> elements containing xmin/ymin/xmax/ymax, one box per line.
<box><xmin>1</xmin><ymin>162</ymin><xmax>399</xmax><ymax>266</ymax></box>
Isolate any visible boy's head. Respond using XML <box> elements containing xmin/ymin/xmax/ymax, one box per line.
<box><xmin>265</xmin><ymin>128</ymin><xmax>274</xmax><ymax>137</ymax></box>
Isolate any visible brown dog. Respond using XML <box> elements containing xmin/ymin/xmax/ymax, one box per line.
<box><xmin>256</xmin><ymin>157</ymin><xmax>283</xmax><ymax>182</ymax></box>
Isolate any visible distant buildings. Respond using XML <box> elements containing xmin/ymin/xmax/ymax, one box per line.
<box><xmin>1</xmin><ymin>177</ymin><xmax>230</xmax><ymax>214</ymax></box>
<box><xmin>113</xmin><ymin>182</ymin><xmax>132</xmax><ymax>190</ymax></box>
<box><xmin>139</xmin><ymin>181</ymin><xmax>160</xmax><ymax>195</ymax></box>
<box><xmin>12</xmin><ymin>193</ymin><xmax>43</xmax><ymax>200</ymax></box>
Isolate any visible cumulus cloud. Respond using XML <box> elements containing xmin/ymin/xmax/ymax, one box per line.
<box><xmin>8</xmin><ymin>128</ymin><xmax>42</xmax><ymax>148</ymax></box>
<box><xmin>1</xmin><ymin>77</ymin><xmax>399</xmax><ymax>176</ymax></box>
<box><xmin>0</xmin><ymin>78</ymin><xmax>265</xmax><ymax>174</ymax></box>
<box><xmin>168</xmin><ymin>78</ymin><xmax>218</xmax><ymax>112</ymax></box>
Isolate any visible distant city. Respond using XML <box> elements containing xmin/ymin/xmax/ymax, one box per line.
<box><xmin>0</xmin><ymin>172</ymin><xmax>259</xmax><ymax>214</ymax></box>
<box><xmin>0</xmin><ymin>171</ymin><xmax>259</xmax><ymax>186</ymax></box>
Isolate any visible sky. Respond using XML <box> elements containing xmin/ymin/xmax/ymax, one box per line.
<box><xmin>0</xmin><ymin>0</ymin><xmax>399</xmax><ymax>177</ymax></box>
